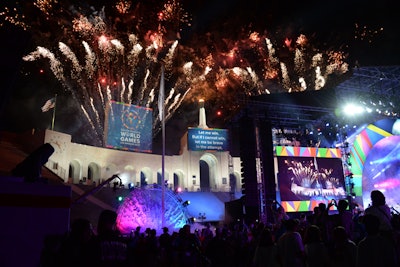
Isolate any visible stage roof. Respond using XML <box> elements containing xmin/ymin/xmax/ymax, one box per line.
<box><xmin>237</xmin><ymin>65</ymin><xmax>400</xmax><ymax>134</ymax></box>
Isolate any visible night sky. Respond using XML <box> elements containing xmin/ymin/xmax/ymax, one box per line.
<box><xmin>0</xmin><ymin>0</ymin><xmax>399</xmax><ymax>154</ymax></box>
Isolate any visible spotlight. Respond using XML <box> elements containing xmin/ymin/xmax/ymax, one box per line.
<box><xmin>343</xmin><ymin>103</ymin><xmax>364</xmax><ymax>115</ymax></box>
<box><xmin>188</xmin><ymin>217</ymin><xmax>196</xmax><ymax>224</ymax></box>
<box><xmin>175</xmin><ymin>187</ymin><xmax>182</xmax><ymax>193</ymax></box>
<box><xmin>128</xmin><ymin>182</ymin><xmax>135</xmax><ymax>191</ymax></box>
<box><xmin>182</xmin><ymin>200</ymin><xmax>190</xmax><ymax>207</ymax></box>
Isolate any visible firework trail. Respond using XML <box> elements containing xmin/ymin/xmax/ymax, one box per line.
<box><xmin>83</xmin><ymin>41</ymin><xmax>96</xmax><ymax>79</ymax></box>
<box><xmin>127</xmin><ymin>80</ymin><xmax>134</xmax><ymax>102</ymax></box>
<box><xmin>294</xmin><ymin>48</ymin><xmax>306</xmax><ymax>75</ymax></box>
<box><xmin>22</xmin><ymin>47</ymin><xmax>65</xmax><ymax>83</ymax></box>
<box><xmin>97</xmin><ymin>83</ymin><xmax>105</xmax><ymax>109</ymax></box>
<box><xmin>140</xmin><ymin>69</ymin><xmax>151</xmax><ymax>103</ymax></box>
<box><xmin>120</xmin><ymin>78</ymin><xmax>126</xmax><ymax>103</ymax></box>
<box><xmin>59</xmin><ymin>42</ymin><xmax>82</xmax><ymax>81</ymax></box>
<box><xmin>315</xmin><ymin>66</ymin><xmax>326</xmax><ymax>90</ymax></box>
<box><xmin>280</xmin><ymin>62</ymin><xmax>290</xmax><ymax>91</ymax></box>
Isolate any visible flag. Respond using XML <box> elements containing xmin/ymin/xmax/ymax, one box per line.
<box><xmin>41</xmin><ymin>97</ymin><xmax>56</xmax><ymax>112</ymax></box>
<box><xmin>158</xmin><ymin>65</ymin><xmax>165</xmax><ymax>120</ymax></box>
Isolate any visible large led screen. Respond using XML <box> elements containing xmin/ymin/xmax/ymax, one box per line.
<box><xmin>104</xmin><ymin>101</ymin><xmax>153</xmax><ymax>153</ymax></box>
<box><xmin>275</xmin><ymin>147</ymin><xmax>346</xmax><ymax>212</ymax></box>
<box><xmin>347</xmin><ymin>118</ymin><xmax>399</xmax><ymax>209</ymax></box>
<box><xmin>188</xmin><ymin>127</ymin><xmax>229</xmax><ymax>151</ymax></box>
<box><xmin>362</xmin><ymin>135</ymin><xmax>400</xmax><ymax>212</ymax></box>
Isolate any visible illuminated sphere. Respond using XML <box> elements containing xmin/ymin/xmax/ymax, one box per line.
<box><xmin>116</xmin><ymin>184</ymin><xmax>190</xmax><ymax>234</ymax></box>
<box><xmin>392</xmin><ymin>119</ymin><xmax>400</xmax><ymax>135</ymax></box>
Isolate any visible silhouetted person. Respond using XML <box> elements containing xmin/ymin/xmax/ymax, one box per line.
<box><xmin>329</xmin><ymin>226</ymin><xmax>357</xmax><ymax>267</ymax></box>
<box><xmin>364</xmin><ymin>190</ymin><xmax>393</xmax><ymax>238</ymax></box>
<box><xmin>173</xmin><ymin>224</ymin><xmax>202</xmax><ymax>267</ymax></box>
<box><xmin>159</xmin><ymin>227</ymin><xmax>173</xmax><ymax>267</ymax></box>
<box><xmin>252</xmin><ymin>227</ymin><xmax>279</xmax><ymax>267</ymax></box>
<box><xmin>315</xmin><ymin>202</ymin><xmax>331</xmax><ymax>243</ymax></box>
<box><xmin>356</xmin><ymin>214</ymin><xmax>398</xmax><ymax>267</ymax></box>
<box><xmin>38</xmin><ymin>234</ymin><xmax>64</xmax><ymax>267</ymax></box>
<box><xmin>303</xmin><ymin>225</ymin><xmax>330</xmax><ymax>267</ymax></box>
<box><xmin>331</xmin><ymin>199</ymin><xmax>354</xmax><ymax>240</ymax></box>
<box><xmin>308</xmin><ymin>206</ymin><xmax>320</xmax><ymax>225</ymax></box>
<box><xmin>11</xmin><ymin>143</ymin><xmax>54</xmax><ymax>182</ymax></box>
<box><xmin>205</xmin><ymin>227</ymin><xmax>233</xmax><ymax>267</ymax></box>
<box><xmin>58</xmin><ymin>218</ymin><xmax>94</xmax><ymax>267</ymax></box>
<box><xmin>89</xmin><ymin>210</ymin><xmax>128</xmax><ymax>267</ymax></box>
<box><xmin>277</xmin><ymin>218</ymin><xmax>305</xmax><ymax>267</ymax></box>
<box><xmin>143</xmin><ymin>228</ymin><xmax>159</xmax><ymax>267</ymax></box>
<box><xmin>200</xmin><ymin>222</ymin><xmax>214</xmax><ymax>248</ymax></box>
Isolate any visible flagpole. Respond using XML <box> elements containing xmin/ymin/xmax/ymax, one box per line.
<box><xmin>51</xmin><ymin>94</ymin><xmax>57</xmax><ymax>131</ymax></box>
<box><xmin>159</xmin><ymin>65</ymin><xmax>166</xmax><ymax>228</ymax></box>
<box><xmin>162</xmin><ymin>97</ymin><xmax>166</xmax><ymax>228</ymax></box>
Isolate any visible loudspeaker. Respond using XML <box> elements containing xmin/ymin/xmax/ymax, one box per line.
<box><xmin>258</xmin><ymin>119</ymin><xmax>277</xmax><ymax>224</ymax></box>
<box><xmin>238</xmin><ymin>116</ymin><xmax>259</xmax><ymax>222</ymax></box>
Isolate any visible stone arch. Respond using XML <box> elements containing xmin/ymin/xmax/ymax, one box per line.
<box><xmin>173</xmin><ymin>169</ymin><xmax>185</xmax><ymax>191</ymax></box>
<box><xmin>104</xmin><ymin>163</ymin><xmax>118</xmax><ymax>181</ymax></box>
<box><xmin>233</xmin><ymin>171</ymin><xmax>241</xmax><ymax>192</ymax></box>
<box><xmin>123</xmin><ymin>165</ymin><xmax>136</xmax><ymax>186</ymax></box>
<box><xmin>140</xmin><ymin>167</ymin><xmax>152</xmax><ymax>187</ymax></box>
<box><xmin>157</xmin><ymin>169</ymin><xmax>169</xmax><ymax>186</ymax></box>
<box><xmin>88</xmin><ymin>162</ymin><xmax>101</xmax><ymax>185</ymax></box>
<box><xmin>199</xmin><ymin>153</ymin><xmax>218</xmax><ymax>192</ymax></box>
<box><xmin>68</xmin><ymin>159</ymin><xmax>82</xmax><ymax>184</ymax></box>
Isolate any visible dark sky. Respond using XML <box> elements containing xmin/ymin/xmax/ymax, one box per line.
<box><xmin>0</xmin><ymin>0</ymin><xmax>399</xmax><ymax>154</ymax></box>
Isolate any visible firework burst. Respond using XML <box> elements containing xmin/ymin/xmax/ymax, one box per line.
<box><xmin>2</xmin><ymin>0</ymin><xmax>349</xmax><ymax>147</ymax></box>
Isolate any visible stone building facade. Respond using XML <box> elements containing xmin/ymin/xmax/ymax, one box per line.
<box><xmin>44</xmin><ymin>129</ymin><xmax>243</xmax><ymax>193</ymax></box>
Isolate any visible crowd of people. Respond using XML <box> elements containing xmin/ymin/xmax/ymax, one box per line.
<box><xmin>39</xmin><ymin>190</ymin><xmax>400</xmax><ymax>267</ymax></box>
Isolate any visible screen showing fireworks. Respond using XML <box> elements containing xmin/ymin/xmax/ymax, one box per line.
<box><xmin>276</xmin><ymin>155</ymin><xmax>346</xmax><ymax>212</ymax></box>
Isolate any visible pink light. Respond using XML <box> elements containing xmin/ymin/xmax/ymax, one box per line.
<box><xmin>116</xmin><ymin>186</ymin><xmax>189</xmax><ymax>234</ymax></box>
<box><xmin>284</xmin><ymin>38</ymin><xmax>292</xmax><ymax>48</ymax></box>
<box><xmin>373</xmin><ymin>178</ymin><xmax>400</xmax><ymax>189</ymax></box>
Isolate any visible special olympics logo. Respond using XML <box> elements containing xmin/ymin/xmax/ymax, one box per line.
<box><xmin>121</xmin><ymin>109</ymin><xmax>141</xmax><ymax>130</ymax></box>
